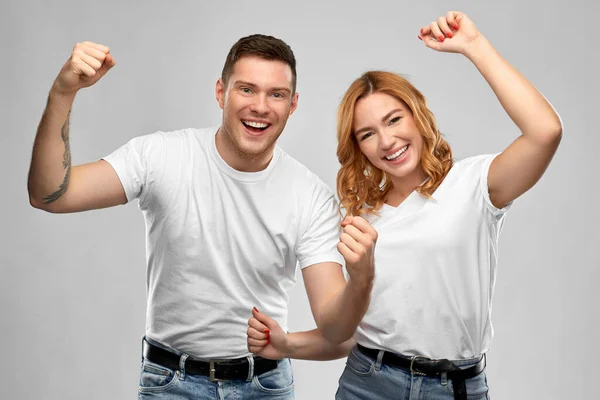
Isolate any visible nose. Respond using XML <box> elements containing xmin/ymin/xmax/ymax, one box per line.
<box><xmin>379</xmin><ymin>128</ymin><xmax>395</xmax><ymax>151</ymax></box>
<box><xmin>249</xmin><ymin>93</ymin><xmax>269</xmax><ymax>115</ymax></box>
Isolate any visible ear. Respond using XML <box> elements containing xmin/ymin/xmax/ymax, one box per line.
<box><xmin>288</xmin><ymin>92</ymin><xmax>299</xmax><ymax>116</ymax></box>
<box><xmin>215</xmin><ymin>78</ymin><xmax>226</xmax><ymax>110</ymax></box>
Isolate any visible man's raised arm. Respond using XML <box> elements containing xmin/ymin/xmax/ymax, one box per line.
<box><xmin>28</xmin><ymin>41</ymin><xmax>125</xmax><ymax>213</ymax></box>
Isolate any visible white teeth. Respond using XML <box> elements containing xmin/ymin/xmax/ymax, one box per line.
<box><xmin>243</xmin><ymin>120</ymin><xmax>269</xmax><ymax>128</ymax></box>
<box><xmin>385</xmin><ymin>145</ymin><xmax>408</xmax><ymax>160</ymax></box>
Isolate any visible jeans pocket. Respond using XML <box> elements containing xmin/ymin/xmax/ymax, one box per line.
<box><xmin>345</xmin><ymin>347</ymin><xmax>375</xmax><ymax>377</ymax></box>
<box><xmin>446</xmin><ymin>371</ymin><xmax>489</xmax><ymax>399</ymax></box>
<box><xmin>138</xmin><ymin>359</ymin><xmax>180</xmax><ymax>393</ymax></box>
<box><xmin>252</xmin><ymin>359</ymin><xmax>294</xmax><ymax>395</ymax></box>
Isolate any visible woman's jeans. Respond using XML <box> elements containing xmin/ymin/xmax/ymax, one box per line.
<box><xmin>336</xmin><ymin>345</ymin><xmax>490</xmax><ymax>400</ymax></box>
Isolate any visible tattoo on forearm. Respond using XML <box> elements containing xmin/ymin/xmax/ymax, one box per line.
<box><xmin>43</xmin><ymin>111</ymin><xmax>71</xmax><ymax>204</ymax></box>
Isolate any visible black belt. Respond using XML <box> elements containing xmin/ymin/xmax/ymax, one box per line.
<box><xmin>357</xmin><ymin>344</ymin><xmax>486</xmax><ymax>400</ymax></box>
<box><xmin>142</xmin><ymin>339</ymin><xmax>278</xmax><ymax>381</ymax></box>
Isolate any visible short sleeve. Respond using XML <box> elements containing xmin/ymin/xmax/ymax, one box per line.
<box><xmin>102</xmin><ymin>132</ymin><xmax>165</xmax><ymax>209</ymax></box>
<box><xmin>478</xmin><ymin>153</ymin><xmax>513</xmax><ymax>219</ymax></box>
<box><xmin>296</xmin><ymin>185</ymin><xmax>344</xmax><ymax>269</ymax></box>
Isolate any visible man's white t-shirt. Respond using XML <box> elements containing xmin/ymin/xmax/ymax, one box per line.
<box><xmin>356</xmin><ymin>154</ymin><xmax>511</xmax><ymax>360</ymax></box>
<box><xmin>103</xmin><ymin>127</ymin><xmax>343</xmax><ymax>358</ymax></box>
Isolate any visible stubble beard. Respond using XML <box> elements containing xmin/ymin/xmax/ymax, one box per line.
<box><xmin>222</xmin><ymin>118</ymin><xmax>283</xmax><ymax>164</ymax></box>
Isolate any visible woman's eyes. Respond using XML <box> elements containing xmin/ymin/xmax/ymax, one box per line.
<box><xmin>360</xmin><ymin>132</ymin><xmax>374</xmax><ymax>141</ymax></box>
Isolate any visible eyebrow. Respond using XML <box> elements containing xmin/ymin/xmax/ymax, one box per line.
<box><xmin>234</xmin><ymin>80</ymin><xmax>291</xmax><ymax>94</ymax></box>
<box><xmin>354</xmin><ymin>108</ymin><xmax>405</xmax><ymax>136</ymax></box>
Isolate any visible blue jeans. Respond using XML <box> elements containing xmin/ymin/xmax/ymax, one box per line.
<box><xmin>336</xmin><ymin>345</ymin><xmax>490</xmax><ymax>400</ymax></box>
<box><xmin>138</xmin><ymin>338</ymin><xmax>294</xmax><ymax>399</ymax></box>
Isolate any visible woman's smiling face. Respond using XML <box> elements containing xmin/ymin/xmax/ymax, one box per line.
<box><xmin>353</xmin><ymin>92</ymin><xmax>425</xmax><ymax>182</ymax></box>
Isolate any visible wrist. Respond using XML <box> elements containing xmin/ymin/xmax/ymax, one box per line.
<box><xmin>462</xmin><ymin>35</ymin><xmax>492</xmax><ymax>61</ymax></box>
<box><xmin>347</xmin><ymin>274</ymin><xmax>374</xmax><ymax>292</ymax></box>
<box><xmin>49</xmin><ymin>83</ymin><xmax>77</xmax><ymax>104</ymax></box>
<box><xmin>281</xmin><ymin>333</ymin><xmax>295</xmax><ymax>358</ymax></box>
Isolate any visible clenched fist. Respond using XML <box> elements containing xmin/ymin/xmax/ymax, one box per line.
<box><xmin>337</xmin><ymin>215</ymin><xmax>377</xmax><ymax>286</ymax></box>
<box><xmin>52</xmin><ymin>41</ymin><xmax>116</xmax><ymax>95</ymax></box>
<box><xmin>417</xmin><ymin>11</ymin><xmax>482</xmax><ymax>55</ymax></box>
<box><xmin>247</xmin><ymin>307</ymin><xmax>288</xmax><ymax>360</ymax></box>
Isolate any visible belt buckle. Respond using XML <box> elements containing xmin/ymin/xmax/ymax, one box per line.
<box><xmin>409</xmin><ymin>355</ymin><xmax>427</xmax><ymax>376</ymax></box>
<box><xmin>209</xmin><ymin>360</ymin><xmax>226</xmax><ymax>382</ymax></box>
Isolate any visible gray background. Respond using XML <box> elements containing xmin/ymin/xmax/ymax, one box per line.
<box><xmin>1</xmin><ymin>0</ymin><xmax>598</xmax><ymax>399</ymax></box>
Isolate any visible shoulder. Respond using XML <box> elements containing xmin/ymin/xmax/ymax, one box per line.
<box><xmin>160</xmin><ymin>127</ymin><xmax>215</xmax><ymax>145</ymax></box>
<box><xmin>124</xmin><ymin>128</ymin><xmax>192</xmax><ymax>147</ymax></box>
<box><xmin>138</xmin><ymin>127</ymin><xmax>218</xmax><ymax>159</ymax></box>
<box><xmin>451</xmin><ymin>154</ymin><xmax>496</xmax><ymax>174</ymax></box>
<box><xmin>443</xmin><ymin>154</ymin><xmax>497</xmax><ymax>184</ymax></box>
<box><xmin>275</xmin><ymin>147</ymin><xmax>334</xmax><ymax>196</ymax></box>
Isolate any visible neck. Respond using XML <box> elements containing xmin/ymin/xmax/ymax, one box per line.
<box><xmin>386</xmin><ymin>167</ymin><xmax>428</xmax><ymax>205</ymax></box>
<box><xmin>215</xmin><ymin>127</ymin><xmax>273</xmax><ymax>172</ymax></box>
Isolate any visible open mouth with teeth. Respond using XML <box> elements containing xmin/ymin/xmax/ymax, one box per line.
<box><xmin>384</xmin><ymin>144</ymin><xmax>409</xmax><ymax>162</ymax></box>
<box><xmin>242</xmin><ymin>120</ymin><xmax>271</xmax><ymax>134</ymax></box>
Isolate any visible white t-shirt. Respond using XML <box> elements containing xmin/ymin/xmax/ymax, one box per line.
<box><xmin>103</xmin><ymin>127</ymin><xmax>343</xmax><ymax>358</ymax></box>
<box><xmin>355</xmin><ymin>154</ymin><xmax>511</xmax><ymax>360</ymax></box>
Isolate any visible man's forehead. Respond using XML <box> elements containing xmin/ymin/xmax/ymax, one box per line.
<box><xmin>229</xmin><ymin>56</ymin><xmax>293</xmax><ymax>90</ymax></box>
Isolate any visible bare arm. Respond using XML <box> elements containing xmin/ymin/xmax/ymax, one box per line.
<box><xmin>247</xmin><ymin>308</ymin><xmax>355</xmax><ymax>361</ymax></box>
<box><xmin>28</xmin><ymin>42</ymin><xmax>125</xmax><ymax>213</ymax></box>
<box><xmin>302</xmin><ymin>262</ymin><xmax>371</xmax><ymax>345</ymax></box>
<box><xmin>248</xmin><ymin>217</ymin><xmax>376</xmax><ymax>351</ymax></box>
<box><xmin>284</xmin><ymin>331</ymin><xmax>355</xmax><ymax>360</ymax></box>
<box><xmin>302</xmin><ymin>216</ymin><xmax>377</xmax><ymax>344</ymax></box>
<box><xmin>420</xmin><ymin>12</ymin><xmax>562</xmax><ymax>208</ymax></box>
<box><xmin>465</xmin><ymin>37</ymin><xmax>562</xmax><ymax>208</ymax></box>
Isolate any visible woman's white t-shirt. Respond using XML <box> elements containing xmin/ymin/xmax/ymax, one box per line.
<box><xmin>355</xmin><ymin>154</ymin><xmax>511</xmax><ymax>359</ymax></box>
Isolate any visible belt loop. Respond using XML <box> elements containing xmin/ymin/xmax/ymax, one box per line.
<box><xmin>246</xmin><ymin>355</ymin><xmax>255</xmax><ymax>381</ymax></box>
<box><xmin>178</xmin><ymin>353</ymin><xmax>189</xmax><ymax>380</ymax></box>
<box><xmin>375</xmin><ymin>350</ymin><xmax>384</xmax><ymax>371</ymax></box>
<box><xmin>440</xmin><ymin>371</ymin><xmax>448</xmax><ymax>386</ymax></box>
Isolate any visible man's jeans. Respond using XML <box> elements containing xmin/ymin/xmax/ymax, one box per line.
<box><xmin>336</xmin><ymin>345</ymin><xmax>490</xmax><ymax>400</ymax></box>
<box><xmin>138</xmin><ymin>338</ymin><xmax>294</xmax><ymax>400</ymax></box>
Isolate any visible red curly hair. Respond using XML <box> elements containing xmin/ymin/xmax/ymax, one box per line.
<box><xmin>337</xmin><ymin>71</ymin><xmax>453</xmax><ymax>217</ymax></box>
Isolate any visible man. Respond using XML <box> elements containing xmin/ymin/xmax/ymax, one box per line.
<box><xmin>28</xmin><ymin>35</ymin><xmax>376</xmax><ymax>398</ymax></box>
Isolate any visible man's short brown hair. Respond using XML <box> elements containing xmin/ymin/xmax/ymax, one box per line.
<box><xmin>221</xmin><ymin>34</ymin><xmax>297</xmax><ymax>93</ymax></box>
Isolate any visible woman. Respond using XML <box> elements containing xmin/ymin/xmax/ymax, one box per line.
<box><xmin>247</xmin><ymin>11</ymin><xmax>562</xmax><ymax>399</ymax></box>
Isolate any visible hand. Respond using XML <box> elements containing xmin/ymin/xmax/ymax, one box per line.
<box><xmin>247</xmin><ymin>307</ymin><xmax>289</xmax><ymax>360</ymax></box>
<box><xmin>417</xmin><ymin>11</ymin><xmax>482</xmax><ymax>55</ymax></box>
<box><xmin>52</xmin><ymin>41</ymin><xmax>116</xmax><ymax>96</ymax></box>
<box><xmin>337</xmin><ymin>216</ymin><xmax>377</xmax><ymax>286</ymax></box>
